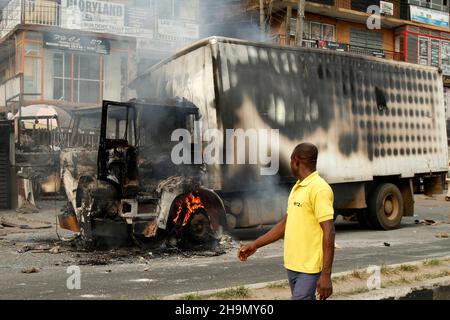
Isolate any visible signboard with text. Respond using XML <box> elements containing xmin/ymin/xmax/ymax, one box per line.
<box><xmin>61</xmin><ymin>0</ymin><xmax>125</xmax><ymax>33</ymax></box>
<box><xmin>410</xmin><ymin>5</ymin><xmax>449</xmax><ymax>28</ymax></box>
<box><xmin>318</xmin><ymin>40</ymin><xmax>348</xmax><ymax>52</ymax></box>
<box><xmin>43</xmin><ymin>32</ymin><xmax>110</xmax><ymax>54</ymax></box>
<box><xmin>60</xmin><ymin>0</ymin><xmax>154</xmax><ymax>38</ymax></box>
<box><xmin>157</xmin><ymin>19</ymin><xmax>199</xmax><ymax>39</ymax></box>
<box><xmin>380</xmin><ymin>1</ymin><xmax>394</xmax><ymax>16</ymax></box>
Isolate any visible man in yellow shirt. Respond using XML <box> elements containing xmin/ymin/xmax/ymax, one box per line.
<box><xmin>238</xmin><ymin>143</ymin><xmax>336</xmax><ymax>300</ymax></box>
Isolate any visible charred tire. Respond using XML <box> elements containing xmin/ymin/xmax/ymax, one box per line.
<box><xmin>368</xmin><ymin>183</ymin><xmax>404</xmax><ymax>230</ymax></box>
<box><xmin>182</xmin><ymin>210</ymin><xmax>216</xmax><ymax>247</ymax></box>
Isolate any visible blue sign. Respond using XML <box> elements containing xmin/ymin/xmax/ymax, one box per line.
<box><xmin>410</xmin><ymin>5</ymin><xmax>449</xmax><ymax>28</ymax></box>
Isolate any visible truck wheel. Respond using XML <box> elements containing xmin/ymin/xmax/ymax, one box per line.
<box><xmin>185</xmin><ymin>210</ymin><xmax>215</xmax><ymax>245</ymax></box>
<box><xmin>368</xmin><ymin>183</ymin><xmax>404</xmax><ymax>230</ymax></box>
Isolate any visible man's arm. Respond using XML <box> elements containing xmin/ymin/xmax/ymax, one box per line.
<box><xmin>238</xmin><ymin>214</ymin><xmax>287</xmax><ymax>261</ymax></box>
<box><xmin>316</xmin><ymin>219</ymin><xmax>335</xmax><ymax>300</ymax></box>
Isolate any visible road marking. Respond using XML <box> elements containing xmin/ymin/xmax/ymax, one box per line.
<box><xmin>128</xmin><ymin>278</ymin><xmax>155</xmax><ymax>283</ymax></box>
<box><xmin>80</xmin><ymin>294</ymin><xmax>110</xmax><ymax>299</ymax></box>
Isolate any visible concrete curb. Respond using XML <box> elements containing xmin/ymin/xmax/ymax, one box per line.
<box><xmin>343</xmin><ymin>276</ymin><xmax>450</xmax><ymax>300</ymax></box>
<box><xmin>162</xmin><ymin>256</ymin><xmax>450</xmax><ymax>300</ymax></box>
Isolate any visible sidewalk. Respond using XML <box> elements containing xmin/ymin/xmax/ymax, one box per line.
<box><xmin>163</xmin><ymin>256</ymin><xmax>450</xmax><ymax>300</ymax></box>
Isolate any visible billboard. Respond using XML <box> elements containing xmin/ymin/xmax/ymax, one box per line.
<box><xmin>157</xmin><ymin>19</ymin><xmax>199</xmax><ymax>39</ymax></box>
<box><xmin>61</xmin><ymin>0</ymin><xmax>153</xmax><ymax>37</ymax></box>
<box><xmin>410</xmin><ymin>5</ymin><xmax>449</xmax><ymax>28</ymax></box>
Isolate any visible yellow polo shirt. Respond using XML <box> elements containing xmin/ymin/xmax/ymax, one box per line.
<box><xmin>284</xmin><ymin>171</ymin><xmax>334</xmax><ymax>274</ymax></box>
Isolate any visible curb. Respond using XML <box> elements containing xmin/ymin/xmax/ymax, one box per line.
<box><xmin>343</xmin><ymin>276</ymin><xmax>450</xmax><ymax>300</ymax></box>
<box><xmin>162</xmin><ymin>255</ymin><xmax>450</xmax><ymax>300</ymax></box>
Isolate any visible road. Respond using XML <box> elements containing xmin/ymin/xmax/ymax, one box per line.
<box><xmin>0</xmin><ymin>195</ymin><xmax>449</xmax><ymax>299</ymax></box>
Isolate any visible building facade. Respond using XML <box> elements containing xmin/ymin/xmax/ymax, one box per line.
<box><xmin>245</xmin><ymin>0</ymin><xmax>450</xmax><ymax>131</ymax></box>
<box><xmin>0</xmin><ymin>0</ymin><xmax>200</xmax><ymax>113</ymax></box>
<box><xmin>248</xmin><ymin>1</ymin><xmax>450</xmax><ymax>78</ymax></box>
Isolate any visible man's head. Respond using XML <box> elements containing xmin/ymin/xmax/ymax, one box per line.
<box><xmin>290</xmin><ymin>143</ymin><xmax>318</xmax><ymax>180</ymax></box>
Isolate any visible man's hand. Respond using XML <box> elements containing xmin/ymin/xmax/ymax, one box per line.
<box><xmin>238</xmin><ymin>242</ymin><xmax>257</xmax><ymax>261</ymax></box>
<box><xmin>237</xmin><ymin>215</ymin><xmax>287</xmax><ymax>262</ymax></box>
<box><xmin>316</xmin><ymin>274</ymin><xmax>333</xmax><ymax>300</ymax></box>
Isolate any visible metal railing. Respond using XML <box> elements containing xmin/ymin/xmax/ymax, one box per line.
<box><xmin>0</xmin><ymin>0</ymin><xmax>60</xmax><ymax>38</ymax></box>
<box><xmin>0</xmin><ymin>0</ymin><xmax>22</xmax><ymax>38</ymax></box>
<box><xmin>273</xmin><ymin>33</ymin><xmax>319</xmax><ymax>47</ymax></box>
<box><xmin>23</xmin><ymin>0</ymin><xmax>60</xmax><ymax>26</ymax></box>
<box><xmin>408</xmin><ymin>0</ymin><xmax>449</xmax><ymax>12</ymax></box>
<box><xmin>272</xmin><ymin>34</ymin><xmax>403</xmax><ymax>61</ymax></box>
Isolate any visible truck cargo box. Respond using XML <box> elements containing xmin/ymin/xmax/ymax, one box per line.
<box><xmin>131</xmin><ymin>37</ymin><xmax>448</xmax><ymax>229</ymax></box>
<box><xmin>132</xmin><ymin>37</ymin><xmax>448</xmax><ymax>189</ymax></box>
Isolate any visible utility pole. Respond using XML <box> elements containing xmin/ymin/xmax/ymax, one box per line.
<box><xmin>285</xmin><ymin>6</ymin><xmax>292</xmax><ymax>46</ymax></box>
<box><xmin>260</xmin><ymin>0</ymin><xmax>265</xmax><ymax>35</ymax></box>
<box><xmin>295</xmin><ymin>0</ymin><xmax>306</xmax><ymax>46</ymax></box>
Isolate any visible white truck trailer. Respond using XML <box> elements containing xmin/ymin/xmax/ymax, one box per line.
<box><xmin>130</xmin><ymin>37</ymin><xmax>448</xmax><ymax>231</ymax></box>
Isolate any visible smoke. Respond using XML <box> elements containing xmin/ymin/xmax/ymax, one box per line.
<box><xmin>136</xmin><ymin>0</ymin><xmax>271</xmax><ymax>74</ymax></box>
<box><xmin>199</xmin><ymin>0</ymin><xmax>269</xmax><ymax>42</ymax></box>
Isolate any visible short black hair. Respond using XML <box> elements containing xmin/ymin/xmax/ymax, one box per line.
<box><xmin>293</xmin><ymin>143</ymin><xmax>318</xmax><ymax>169</ymax></box>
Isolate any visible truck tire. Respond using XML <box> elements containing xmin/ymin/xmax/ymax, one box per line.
<box><xmin>368</xmin><ymin>183</ymin><xmax>404</xmax><ymax>230</ymax></box>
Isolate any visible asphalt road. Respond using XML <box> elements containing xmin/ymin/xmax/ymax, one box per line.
<box><xmin>0</xmin><ymin>195</ymin><xmax>449</xmax><ymax>300</ymax></box>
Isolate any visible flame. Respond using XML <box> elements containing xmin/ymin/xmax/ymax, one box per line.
<box><xmin>173</xmin><ymin>192</ymin><xmax>205</xmax><ymax>227</ymax></box>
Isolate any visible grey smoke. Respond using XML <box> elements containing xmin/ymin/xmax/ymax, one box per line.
<box><xmin>200</xmin><ymin>0</ymin><xmax>269</xmax><ymax>42</ymax></box>
<box><xmin>137</xmin><ymin>0</ymin><xmax>270</xmax><ymax>74</ymax></box>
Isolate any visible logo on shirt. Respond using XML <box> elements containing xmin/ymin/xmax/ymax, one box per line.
<box><xmin>293</xmin><ymin>201</ymin><xmax>302</xmax><ymax>208</ymax></box>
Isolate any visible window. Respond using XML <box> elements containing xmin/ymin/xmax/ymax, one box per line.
<box><xmin>74</xmin><ymin>53</ymin><xmax>101</xmax><ymax>103</ymax></box>
<box><xmin>442</xmin><ymin>41</ymin><xmax>450</xmax><ymax>75</ymax></box>
<box><xmin>106</xmin><ymin>105</ymin><xmax>135</xmax><ymax>145</ymax></box>
<box><xmin>419</xmin><ymin>37</ymin><xmax>430</xmax><ymax>65</ymax></box>
<box><xmin>416</xmin><ymin>36</ymin><xmax>450</xmax><ymax>75</ymax></box>
<box><xmin>431</xmin><ymin>39</ymin><xmax>440</xmax><ymax>67</ymax></box>
<box><xmin>310</xmin><ymin>22</ymin><xmax>322</xmax><ymax>40</ymax></box>
<box><xmin>351</xmin><ymin>0</ymin><xmax>381</xmax><ymax>12</ymax></box>
<box><xmin>53</xmin><ymin>52</ymin><xmax>70</xmax><ymax>101</ymax></box>
<box><xmin>53</xmin><ymin>52</ymin><xmax>103</xmax><ymax>103</ymax></box>
<box><xmin>23</xmin><ymin>41</ymin><xmax>42</xmax><ymax>95</ymax></box>
<box><xmin>24</xmin><ymin>57</ymin><xmax>41</xmax><ymax>94</ymax></box>
<box><xmin>322</xmin><ymin>24</ymin><xmax>335</xmax><ymax>41</ymax></box>
<box><xmin>290</xmin><ymin>19</ymin><xmax>336</xmax><ymax>42</ymax></box>
<box><xmin>428</xmin><ymin>0</ymin><xmax>449</xmax><ymax>11</ymax></box>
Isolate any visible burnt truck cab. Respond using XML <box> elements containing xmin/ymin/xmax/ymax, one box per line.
<box><xmin>60</xmin><ymin>99</ymin><xmax>227</xmax><ymax>248</ymax></box>
<box><xmin>14</xmin><ymin>113</ymin><xmax>61</xmax><ymax>199</ymax></box>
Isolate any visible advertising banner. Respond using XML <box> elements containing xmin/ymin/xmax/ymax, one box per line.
<box><xmin>410</xmin><ymin>5</ymin><xmax>449</xmax><ymax>28</ymax></box>
<box><xmin>61</xmin><ymin>0</ymin><xmax>125</xmax><ymax>33</ymax></box>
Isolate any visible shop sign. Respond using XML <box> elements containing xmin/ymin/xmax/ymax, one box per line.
<box><xmin>43</xmin><ymin>32</ymin><xmax>110</xmax><ymax>55</ymax></box>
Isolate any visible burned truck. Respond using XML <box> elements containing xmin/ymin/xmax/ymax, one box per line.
<box><xmin>59</xmin><ymin>99</ymin><xmax>228</xmax><ymax>248</ymax></box>
<box><xmin>128</xmin><ymin>37</ymin><xmax>448</xmax><ymax>232</ymax></box>
<box><xmin>59</xmin><ymin>37</ymin><xmax>448</xmax><ymax>248</ymax></box>
<box><xmin>59</xmin><ymin>107</ymin><xmax>102</xmax><ymax>218</ymax></box>
<box><xmin>14</xmin><ymin>110</ymin><xmax>61</xmax><ymax>203</ymax></box>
